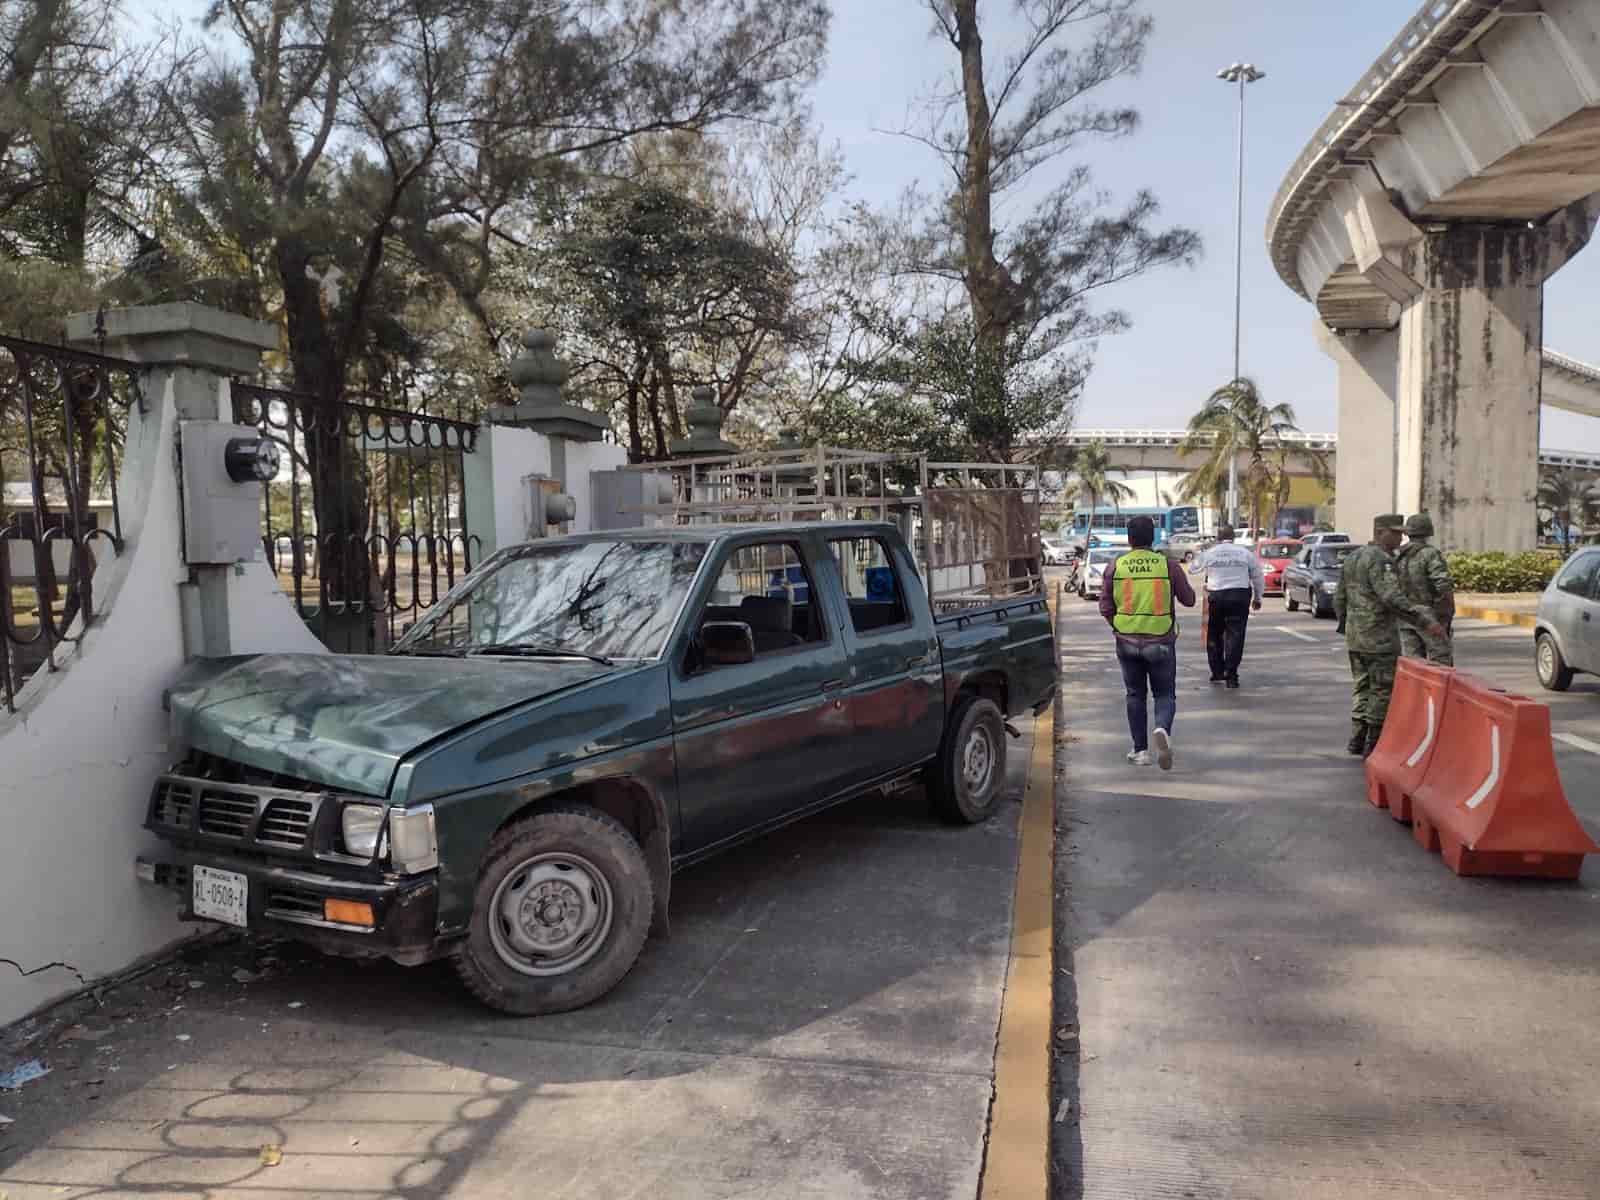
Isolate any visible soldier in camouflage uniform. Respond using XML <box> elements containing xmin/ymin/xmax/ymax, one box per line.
<box><xmin>1395</xmin><ymin>512</ymin><xmax>1455</xmax><ymax>665</ymax></box>
<box><xmin>1334</xmin><ymin>514</ymin><xmax>1446</xmax><ymax>758</ymax></box>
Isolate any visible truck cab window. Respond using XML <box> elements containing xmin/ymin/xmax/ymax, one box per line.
<box><xmin>830</xmin><ymin>537</ymin><xmax>909</xmax><ymax>633</ymax></box>
<box><xmin>699</xmin><ymin>541</ymin><xmax>827</xmax><ymax>656</ymax></box>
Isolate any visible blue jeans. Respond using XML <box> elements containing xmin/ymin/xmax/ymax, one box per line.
<box><xmin>1116</xmin><ymin>640</ymin><xmax>1177</xmax><ymax>753</ymax></box>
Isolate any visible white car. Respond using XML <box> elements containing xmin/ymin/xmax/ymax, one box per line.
<box><xmin>1301</xmin><ymin>531</ymin><xmax>1351</xmax><ymax>547</ymax></box>
<box><xmin>1079</xmin><ymin>547</ymin><xmax>1120</xmax><ymax>600</ymax></box>
<box><xmin>1042</xmin><ymin>538</ymin><xmax>1070</xmax><ymax>565</ymax></box>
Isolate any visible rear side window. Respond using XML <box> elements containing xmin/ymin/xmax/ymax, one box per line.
<box><xmin>1556</xmin><ymin>552</ymin><xmax>1600</xmax><ymax>599</ymax></box>
<box><xmin>703</xmin><ymin>541</ymin><xmax>828</xmax><ymax>651</ymax></box>
<box><xmin>830</xmin><ymin>537</ymin><xmax>909</xmax><ymax>634</ymax></box>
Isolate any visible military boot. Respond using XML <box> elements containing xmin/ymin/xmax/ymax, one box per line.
<box><xmin>1362</xmin><ymin>726</ymin><xmax>1383</xmax><ymax>759</ymax></box>
<box><xmin>1346</xmin><ymin>722</ymin><xmax>1367</xmax><ymax>756</ymax></box>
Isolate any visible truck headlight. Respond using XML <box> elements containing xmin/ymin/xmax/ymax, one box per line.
<box><xmin>1320</xmin><ymin>581</ymin><xmax>1338</xmax><ymax>592</ymax></box>
<box><xmin>340</xmin><ymin>803</ymin><xmax>386</xmax><ymax>858</ymax></box>
<box><xmin>388</xmin><ymin>805</ymin><xmax>438</xmax><ymax>874</ymax></box>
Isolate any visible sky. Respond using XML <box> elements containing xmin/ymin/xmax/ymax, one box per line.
<box><xmin>810</xmin><ymin>0</ymin><xmax>1600</xmax><ymax>453</ymax></box>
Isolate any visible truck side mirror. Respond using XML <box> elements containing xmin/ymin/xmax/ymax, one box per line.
<box><xmin>698</xmin><ymin>621</ymin><xmax>756</xmax><ymax>668</ymax></box>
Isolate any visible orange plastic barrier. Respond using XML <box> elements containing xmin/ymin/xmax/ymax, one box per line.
<box><xmin>1364</xmin><ymin>658</ymin><xmax>1456</xmax><ymax>822</ymax></box>
<box><xmin>1408</xmin><ymin>677</ymin><xmax>1599</xmax><ymax>879</ymax></box>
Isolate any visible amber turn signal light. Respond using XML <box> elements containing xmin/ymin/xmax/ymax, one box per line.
<box><xmin>323</xmin><ymin>899</ymin><xmax>375</xmax><ymax>927</ymax></box>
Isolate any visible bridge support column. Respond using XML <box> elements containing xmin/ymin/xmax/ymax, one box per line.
<box><xmin>1318</xmin><ymin>325</ymin><xmax>1397</xmax><ymax>542</ymax></box>
<box><xmin>1395</xmin><ymin>206</ymin><xmax>1594</xmax><ymax>552</ymax></box>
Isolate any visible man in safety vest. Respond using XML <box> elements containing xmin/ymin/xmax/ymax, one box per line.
<box><xmin>1099</xmin><ymin>515</ymin><xmax>1196</xmax><ymax>769</ymax></box>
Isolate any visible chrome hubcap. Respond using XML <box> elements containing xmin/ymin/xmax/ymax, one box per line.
<box><xmin>488</xmin><ymin>853</ymin><xmax>613</xmax><ymax>977</ymax></box>
<box><xmin>1538</xmin><ymin>640</ymin><xmax>1554</xmax><ymax>681</ymax></box>
<box><xmin>962</xmin><ymin>726</ymin><xmax>995</xmax><ymax>794</ymax></box>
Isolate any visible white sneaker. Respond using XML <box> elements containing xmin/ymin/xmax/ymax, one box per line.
<box><xmin>1126</xmin><ymin>749</ymin><xmax>1152</xmax><ymax>766</ymax></box>
<box><xmin>1152</xmin><ymin>727</ymin><xmax>1173</xmax><ymax>771</ymax></box>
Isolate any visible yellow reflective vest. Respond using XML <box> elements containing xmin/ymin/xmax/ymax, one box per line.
<box><xmin>1110</xmin><ymin>548</ymin><xmax>1175</xmax><ymax>637</ymax></box>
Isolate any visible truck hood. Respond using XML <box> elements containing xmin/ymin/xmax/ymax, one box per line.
<box><xmin>166</xmin><ymin>653</ymin><xmax>617</xmax><ymax>796</ymax></box>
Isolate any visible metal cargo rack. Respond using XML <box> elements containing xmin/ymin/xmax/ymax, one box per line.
<box><xmin>610</xmin><ymin>445</ymin><xmax>1043</xmax><ymax>612</ymax></box>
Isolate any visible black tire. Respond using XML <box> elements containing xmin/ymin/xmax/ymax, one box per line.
<box><xmin>930</xmin><ymin>697</ymin><xmax>1008</xmax><ymax>824</ymax></box>
<box><xmin>1536</xmin><ymin>631</ymin><xmax>1575</xmax><ymax>692</ymax></box>
<box><xmin>1285</xmin><ymin>588</ymin><xmax>1299</xmax><ymax>613</ymax></box>
<box><xmin>1310</xmin><ymin>593</ymin><xmax>1328</xmax><ymax>619</ymax></box>
<box><xmin>453</xmin><ymin>806</ymin><xmax>653</xmax><ymax>1016</ymax></box>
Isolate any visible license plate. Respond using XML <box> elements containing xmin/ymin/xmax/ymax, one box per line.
<box><xmin>192</xmin><ymin>865</ymin><xmax>249</xmax><ymax>928</ymax></box>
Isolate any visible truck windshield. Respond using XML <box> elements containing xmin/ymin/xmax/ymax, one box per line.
<box><xmin>393</xmin><ymin>539</ymin><xmax>708</xmax><ymax>661</ymax></box>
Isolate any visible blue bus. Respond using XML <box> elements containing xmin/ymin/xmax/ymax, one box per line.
<box><xmin>1068</xmin><ymin>504</ymin><xmax>1202</xmax><ymax>547</ymax></box>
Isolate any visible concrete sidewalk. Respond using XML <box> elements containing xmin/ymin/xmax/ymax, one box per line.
<box><xmin>0</xmin><ymin>722</ymin><xmax>1041</xmax><ymax>1200</ymax></box>
<box><xmin>1050</xmin><ymin>597</ymin><xmax>1600</xmax><ymax>1199</ymax></box>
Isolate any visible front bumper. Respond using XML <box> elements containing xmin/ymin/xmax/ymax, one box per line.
<box><xmin>138</xmin><ymin>851</ymin><xmax>445</xmax><ymax>966</ymax></box>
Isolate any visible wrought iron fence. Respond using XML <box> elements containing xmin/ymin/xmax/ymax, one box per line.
<box><xmin>230</xmin><ymin>382</ymin><xmax>480</xmax><ymax>654</ymax></box>
<box><xmin>0</xmin><ymin>334</ymin><xmax>144</xmax><ymax>713</ymax></box>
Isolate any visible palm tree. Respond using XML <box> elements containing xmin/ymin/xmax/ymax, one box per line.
<box><xmin>1179</xmin><ymin>378</ymin><xmax>1303</xmax><ymax>536</ymax></box>
<box><xmin>1074</xmin><ymin>440</ymin><xmax>1134</xmax><ymax>541</ymax></box>
<box><xmin>1537</xmin><ymin>469</ymin><xmax>1600</xmax><ymax>551</ymax></box>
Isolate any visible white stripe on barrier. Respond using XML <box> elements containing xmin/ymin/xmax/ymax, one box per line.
<box><xmin>1405</xmin><ymin>696</ymin><xmax>1436</xmax><ymax>769</ymax></box>
<box><xmin>1464</xmin><ymin>725</ymin><xmax>1502</xmax><ymax>810</ymax></box>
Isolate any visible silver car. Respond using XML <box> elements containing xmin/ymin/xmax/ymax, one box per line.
<box><xmin>1535</xmin><ymin>548</ymin><xmax>1600</xmax><ymax>690</ymax></box>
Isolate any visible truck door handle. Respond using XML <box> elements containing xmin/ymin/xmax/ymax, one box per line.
<box><xmin>821</xmin><ymin>678</ymin><xmax>848</xmax><ymax>691</ymax></box>
<box><xmin>905</xmin><ymin>654</ymin><xmax>931</xmax><ymax>669</ymax></box>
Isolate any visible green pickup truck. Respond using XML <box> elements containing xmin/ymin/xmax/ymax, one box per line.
<box><xmin>141</xmin><ymin>521</ymin><xmax>1055</xmax><ymax>1013</ymax></box>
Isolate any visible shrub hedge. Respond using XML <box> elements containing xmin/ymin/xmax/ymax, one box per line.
<box><xmin>1445</xmin><ymin>550</ymin><xmax>1563</xmax><ymax>593</ymax></box>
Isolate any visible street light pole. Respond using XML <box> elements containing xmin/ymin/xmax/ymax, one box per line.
<box><xmin>1217</xmin><ymin>61</ymin><xmax>1264</xmax><ymax>528</ymax></box>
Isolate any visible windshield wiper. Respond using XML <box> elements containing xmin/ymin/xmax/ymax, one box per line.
<box><xmin>468</xmin><ymin>641</ymin><xmax>614</xmax><ymax>667</ymax></box>
<box><xmin>391</xmin><ymin>646</ymin><xmax>468</xmax><ymax>657</ymax></box>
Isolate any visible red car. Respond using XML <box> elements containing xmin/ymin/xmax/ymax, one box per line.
<box><xmin>1255</xmin><ymin>538</ymin><xmax>1302</xmax><ymax>595</ymax></box>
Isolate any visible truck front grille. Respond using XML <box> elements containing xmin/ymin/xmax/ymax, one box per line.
<box><xmin>152</xmin><ymin>780</ymin><xmax>194</xmax><ymax>828</ymax></box>
<box><xmin>198</xmin><ymin>789</ymin><xmax>257</xmax><ymax>838</ymax></box>
<box><xmin>258</xmin><ymin>798</ymin><xmax>314</xmax><ymax>848</ymax></box>
<box><xmin>147</xmin><ymin>770</ymin><xmax>354</xmax><ymax>861</ymax></box>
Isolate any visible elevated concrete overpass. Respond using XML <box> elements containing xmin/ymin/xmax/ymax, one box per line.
<box><xmin>1056</xmin><ymin>428</ymin><xmax>1600</xmax><ymax>476</ymax></box>
<box><xmin>1269</xmin><ymin>0</ymin><xmax>1600</xmax><ymax>550</ymax></box>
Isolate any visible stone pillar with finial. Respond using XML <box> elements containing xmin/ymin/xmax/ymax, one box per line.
<box><xmin>470</xmin><ymin>328</ymin><xmax>614</xmax><ymax>553</ymax></box>
<box><xmin>668</xmin><ymin>386</ymin><xmax>739</xmax><ymax>458</ymax></box>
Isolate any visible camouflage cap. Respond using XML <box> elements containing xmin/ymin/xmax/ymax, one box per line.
<box><xmin>1373</xmin><ymin>513</ymin><xmax>1406</xmax><ymax>533</ymax></box>
<box><xmin>1404</xmin><ymin>512</ymin><xmax>1435</xmax><ymax>537</ymax></box>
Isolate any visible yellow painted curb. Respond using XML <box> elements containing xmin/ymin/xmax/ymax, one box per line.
<box><xmin>1456</xmin><ymin>603</ymin><xmax>1538</xmax><ymax>630</ymax></box>
<box><xmin>980</xmin><ymin>702</ymin><xmax>1055</xmax><ymax>1199</ymax></box>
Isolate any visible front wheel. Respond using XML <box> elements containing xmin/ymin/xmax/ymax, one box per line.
<box><xmin>1285</xmin><ymin>589</ymin><xmax>1299</xmax><ymax>613</ymax></box>
<box><xmin>1536</xmin><ymin>632</ymin><xmax>1575</xmax><ymax>692</ymax></box>
<box><xmin>929</xmin><ymin>697</ymin><xmax>1008</xmax><ymax>824</ymax></box>
<box><xmin>454</xmin><ymin>807</ymin><xmax>653</xmax><ymax>1016</ymax></box>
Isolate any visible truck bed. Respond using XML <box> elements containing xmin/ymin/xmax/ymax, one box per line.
<box><xmin>935</xmin><ymin>594</ymin><xmax>1056</xmax><ymax>717</ymax></box>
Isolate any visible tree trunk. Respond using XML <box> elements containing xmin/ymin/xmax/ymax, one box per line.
<box><xmin>951</xmin><ymin>0</ymin><xmax>1022</xmax><ymax>362</ymax></box>
<box><xmin>277</xmin><ymin>235</ymin><xmax>372</xmax><ymax>625</ymax></box>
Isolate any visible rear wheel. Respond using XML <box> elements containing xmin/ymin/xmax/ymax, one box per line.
<box><xmin>929</xmin><ymin>697</ymin><xmax>1008</xmax><ymax>824</ymax></box>
<box><xmin>454</xmin><ymin>807</ymin><xmax>652</xmax><ymax>1015</ymax></box>
<box><xmin>1536</xmin><ymin>632</ymin><xmax>1575</xmax><ymax>692</ymax></box>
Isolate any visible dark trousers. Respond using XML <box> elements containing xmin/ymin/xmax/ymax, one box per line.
<box><xmin>1206</xmin><ymin>588</ymin><xmax>1253</xmax><ymax>680</ymax></box>
<box><xmin>1116</xmin><ymin>639</ymin><xmax>1177</xmax><ymax>752</ymax></box>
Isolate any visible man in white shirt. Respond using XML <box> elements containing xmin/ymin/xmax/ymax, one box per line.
<box><xmin>1197</xmin><ymin>525</ymin><xmax>1264</xmax><ymax>688</ymax></box>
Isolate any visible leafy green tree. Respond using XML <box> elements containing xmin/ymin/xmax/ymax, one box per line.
<box><xmin>1179</xmin><ymin>378</ymin><xmax>1305</xmax><ymax>535</ymax></box>
<box><xmin>877</xmin><ymin>0</ymin><xmax>1197</xmax><ymax>455</ymax></box>
<box><xmin>1073</xmin><ymin>439</ymin><xmax>1132</xmax><ymax>536</ymax></box>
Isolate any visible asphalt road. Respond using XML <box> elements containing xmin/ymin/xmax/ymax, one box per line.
<box><xmin>1050</xmin><ymin>580</ymin><xmax>1600</xmax><ymax>1199</ymax></box>
<box><xmin>0</xmin><ymin>721</ymin><xmax>1039</xmax><ymax>1199</ymax></box>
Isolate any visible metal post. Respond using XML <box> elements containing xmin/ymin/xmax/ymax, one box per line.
<box><xmin>1218</xmin><ymin>62</ymin><xmax>1263</xmax><ymax>528</ymax></box>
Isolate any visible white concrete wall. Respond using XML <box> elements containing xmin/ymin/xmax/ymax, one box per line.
<box><xmin>0</xmin><ymin>374</ymin><xmax>195</xmax><ymax>1023</ymax></box>
<box><xmin>566</xmin><ymin>441</ymin><xmax>629</xmax><ymax>534</ymax></box>
<box><xmin>463</xmin><ymin>425</ymin><xmax>551</xmax><ymax>557</ymax></box>
<box><xmin>0</xmin><ymin>306</ymin><xmax>310</xmax><ymax>1026</ymax></box>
